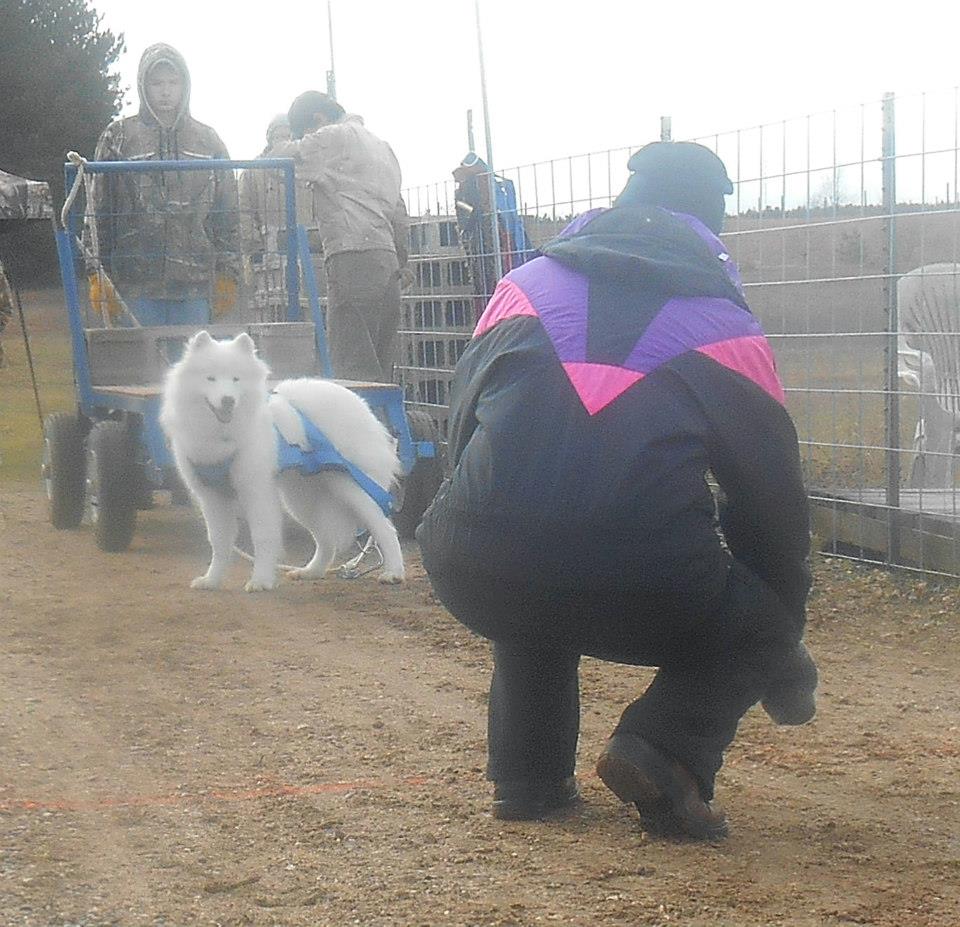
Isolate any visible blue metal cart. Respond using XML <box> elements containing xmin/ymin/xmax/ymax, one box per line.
<box><xmin>45</xmin><ymin>156</ymin><xmax>441</xmax><ymax>551</ymax></box>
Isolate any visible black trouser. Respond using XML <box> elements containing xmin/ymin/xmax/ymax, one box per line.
<box><xmin>427</xmin><ymin>561</ymin><xmax>803</xmax><ymax>800</ymax></box>
<box><xmin>325</xmin><ymin>249</ymin><xmax>401</xmax><ymax>382</ymax></box>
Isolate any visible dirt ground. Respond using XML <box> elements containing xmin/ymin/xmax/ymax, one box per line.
<box><xmin>0</xmin><ymin>487</ymin><xmax>957</xmax><ymax>927</ymax></box>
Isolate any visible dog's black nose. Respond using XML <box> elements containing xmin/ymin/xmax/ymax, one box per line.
<box><xmin>221</xmin><ymin>396</ymin><xmax>236</xmax><ymax>412</ymax></box>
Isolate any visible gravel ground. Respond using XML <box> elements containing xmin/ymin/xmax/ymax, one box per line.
<box><xmin>0</xmin><ymin>485</ymin><xmax>958</xmax><ymax>927</ymax></box>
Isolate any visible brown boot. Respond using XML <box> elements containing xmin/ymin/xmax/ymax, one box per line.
<box><xmin>596</xmin><ymin>733</ymin><xmax>728</xmax><ymax>840</ymax></box>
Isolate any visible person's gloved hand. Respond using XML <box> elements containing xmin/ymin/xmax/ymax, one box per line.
<box><xmin>212</xmin><ymin>275</ymin><xmax>239</xmax><ymax>317</ymax></box>
<box><xmin>87</xmin><ymin>274</ymin><xmax>123</xmax><ymax>320</ymax></box>
<box><xmin>398</xmin><ymin>266</ymin><xmax>416</xmax><ymax>292</ymax></box>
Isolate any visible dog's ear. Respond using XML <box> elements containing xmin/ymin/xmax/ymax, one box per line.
<box><xmin>234</xmin><ymin>332</ymin><xmax>257</xmax><ymax>355</ymax></box>
<box><xmin>187</xmin><ymin>330</ymin><xmax>214</xmax><ymax>352</ymax></box>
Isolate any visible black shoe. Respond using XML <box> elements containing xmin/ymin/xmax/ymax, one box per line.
<box><xmin>762</xmin><ymin>641</ymin><xmax>819</xmax><ymax>726</ymax></box>
<box><xmin>596</xmin><ymin>733</ymin><xmax>729</xmax><ymax>841</ymax></box>
<box><xmin>492</xmin><ymin>776</ymin><xmax>581</xmax><ymax>821</ymax></box>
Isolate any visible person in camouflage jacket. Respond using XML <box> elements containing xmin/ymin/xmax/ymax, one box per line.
<box><xmin>89</xmin><ymin>43</ymin><xmax>240</xmax><ymax>325</ymax></box>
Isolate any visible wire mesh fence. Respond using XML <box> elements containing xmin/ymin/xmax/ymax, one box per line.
<box><xmin>58</xmin><ymin>157</ymin><xmax>334</xmax><ymax>390</ymax></box>
<box><xmin>398</xmin><ymin>87</ymin><xmax>960</xmax><ymax>576</ymax></box>
<box><xmin>67</xmin><ymin>157</ymin><xmax>321</xmax><ymax>333</ymax></box>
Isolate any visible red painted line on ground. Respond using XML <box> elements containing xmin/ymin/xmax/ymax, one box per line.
<box><xmin>0</xmin><ymin>775</ymin><xmax>432</xmax><ymax>814</ymax></box>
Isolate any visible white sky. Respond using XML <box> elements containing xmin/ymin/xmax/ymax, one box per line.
<box><xmin>91</xmin><ymin>0</ymin><xmax>960</xmax><ymax>195</ymax></box>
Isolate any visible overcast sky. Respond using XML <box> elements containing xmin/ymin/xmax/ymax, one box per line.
<box><xmin>91</xmin><ymin>0</ymin><xmax>960</xmax><ymax>195</ymax></box>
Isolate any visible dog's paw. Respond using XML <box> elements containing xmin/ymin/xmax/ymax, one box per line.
<box><xmin>244</xmin><ymin>577</ymin><xmax>278</xmax><ymax>593</ymax></box>
<box><xmin>378</xmin><ymin>571</ymin><xmax>405</xmax><ymax>585</ymax></box>
<box><xmin>285</xmin><ymin>567</ymin><xmax>321</xmax><ymax>582</ymax></box>
<box><xmin>190</xmin><ymin>575</ymin><xmax>221</xmax><ymax>591</ymax></box>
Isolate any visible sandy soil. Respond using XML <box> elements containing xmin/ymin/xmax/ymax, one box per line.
<box><xmin>0</xmin><ymin>486</ymin><xmax>958</xmax><ymax>927</ymax></box>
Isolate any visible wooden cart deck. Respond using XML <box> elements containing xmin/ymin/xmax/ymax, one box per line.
<box><xmin>92</xmin><ymin>379</ymin><xmax>402</xmax><ymax>400</ymax></box>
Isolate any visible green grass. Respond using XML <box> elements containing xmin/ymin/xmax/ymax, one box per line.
<box><xmin>777</xmin><ymin>337</ymin><xmax>926</xmax><ymax>490</ymax></box>
<box><xmin>0</xmin><ymin>289</ymin><xmax>76</xmax><ymax>484</ymax></box>
<box><xmin>0</xmin><ymin>288</ymin><xmax>925</xmax><ymax>493</ymax></box>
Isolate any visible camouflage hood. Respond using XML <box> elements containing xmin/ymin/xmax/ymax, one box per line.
<box><xmin>0</xmin><ymin>170</ymin><xmax>53</xmax><ymax>222</ymax></box>
<box><xmin>137</xmin><ymin>43</ymin><xmax>191</xmax><ymax>128</ymax></box>
<box><xmin>88</xmin><ymin>42</ymin><xmax>239</xmax><ymax>300</ymax></box>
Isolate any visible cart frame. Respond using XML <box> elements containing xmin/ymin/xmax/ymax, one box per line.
<box><xmin>47</xmin><ymin>157</ymin><xmax>439</xmax><ymax>549</ymax></box>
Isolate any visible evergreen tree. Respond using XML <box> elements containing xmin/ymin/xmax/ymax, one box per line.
<box><xmin>0</xmin><ymin>0</ymin><xmax>123</xmax><ymax>278</ymax></box>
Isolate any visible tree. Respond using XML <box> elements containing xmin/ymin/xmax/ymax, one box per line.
<box><xmin>0</xmin><ymin>0</ymin><xmax>123</xmax><ymax>280</ymax></box>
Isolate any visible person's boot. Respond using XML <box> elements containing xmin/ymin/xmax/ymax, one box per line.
<box><xmin>761</xmin><ymin>641</ymin><xmax>818</xmax><ymax>726</ymax></box>
<box><xmin>492</xmin><ymin>776</ymin><xmax>581</xmax><ymax>821</ymax></box>
<box><xmin>596</xmin><ymin>733</ymin><xmax>728</xmax><ymax>840</ymax></box>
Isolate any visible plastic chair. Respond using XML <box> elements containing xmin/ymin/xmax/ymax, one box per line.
<box><xmin>897</xmin><ymin>263</ymin><xmax>960</xmax><ymax>487</ymax></box>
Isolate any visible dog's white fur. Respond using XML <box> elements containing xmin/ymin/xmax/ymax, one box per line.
<box><xmin>160</xmin><ymin>331</ymin><xmax>405</xmax><ymax>591</ymax></box>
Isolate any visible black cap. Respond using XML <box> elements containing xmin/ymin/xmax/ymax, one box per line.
<box><xmin>615</xmin><ymin>142</ymin><xmax>733</xmax><ymax>233</ymax></box>
<box><xmin>626</xmin><ymin>142</ymin><xmax>733</xmax><ymax>195</ymax></box>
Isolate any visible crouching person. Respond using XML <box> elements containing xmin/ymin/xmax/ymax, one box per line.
<box><xmin>416</xmin><ymin>142</ymin><xmax>818</xmax><ymax>839</ymax></box>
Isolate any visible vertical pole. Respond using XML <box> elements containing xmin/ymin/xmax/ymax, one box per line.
<box><xmin>660</xmin><ymin>116</ymin><xmax>672</xmax><ymax>142</ymax></box>
<box><xmin>474</xmin><ymin>0</ymin><xmax>495</xmax><ymax>176</ymax></box>
<box><xmin>298</xmin><ymin>226</ymin><xmax>332</xmax><ymax>376</ymax></box>
<box><xmin>474</xmin><ymin>0</ymin><xmax>503</xmax><ymax>284</ymax></box>
<box><xmin>882</xmin><ymin>91</ymin><xmax>901</xmax><ymax>565</ymax></box>
<box><xmin>283</xmin><ymin>161</ymin><xmax>301</xmax><ymax>321</ymax></box>
<box><xmin>467</xmin><ymin>109</ymin><xmax>476</xmax><ymax>153</ymax></box>
<box><xmin>55</xmin><ymin>228</ymin><xmax>94</xmax><ymax>413</ymax></box>
<box><xmin>0</xmin><ymin>243</ymin><xmax>45</xmax><ymax>428</ymax></box>
<box><xmin>326</xmin><ymin>0</ymin><xmax>337</xmax><ymax>100</ymax></box>
<box><xmin>58</xmin><ymin>163</ymin><xmax>95</xmax><ymax>413</ymax></box>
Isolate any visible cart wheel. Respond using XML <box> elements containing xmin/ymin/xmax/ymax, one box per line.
<box><xmin>86</xmin><ymin>421</ymin><xmax>138</xmax><ymax>552</ymax></box>
<box><xmin>42</xmin><ymin>411</ymin><xmax>86</xmax><ymax>528</ymax></box>
<box><xmin>393</xmin><ymin>410</ymin><xmax>445</xmax><ymax>539</ymax></box>
<box><xmin>166</xmin><ymin>468</ymin><xmax>193</xmax><ymax>506</ymax></box>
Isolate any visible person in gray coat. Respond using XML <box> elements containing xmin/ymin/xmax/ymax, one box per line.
<box><xmin>239</xmin><ymin>114</ymin><xmax>293</xmax><ymax>321</ymax></box>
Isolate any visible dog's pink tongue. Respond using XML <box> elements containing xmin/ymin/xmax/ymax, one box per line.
<box><xmin>206</xmin><ymin>399</ymin><xmax>234</xmax><ymax>424</ymax></box>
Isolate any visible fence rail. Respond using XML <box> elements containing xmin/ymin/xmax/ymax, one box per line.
<box><xmin>398</xmin><ymin>86</ymin><xmax>960</xmax><ymax>576</ymax></box>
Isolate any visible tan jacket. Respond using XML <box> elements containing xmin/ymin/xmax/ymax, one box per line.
<box><xmin>278</xmin><ymin>115</ymin><xmax>407</xmax><ymax>262</ymax></box>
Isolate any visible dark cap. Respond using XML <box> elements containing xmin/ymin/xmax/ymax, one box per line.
<box><xmin>625</xmin><ymin>141</ymin><xmax>733</xmax><ymax>195</ymax></box>
<box><xmin>614</xmin><ymin>141</ymin><xmax>733</xmax><ymax>233</ymax></box>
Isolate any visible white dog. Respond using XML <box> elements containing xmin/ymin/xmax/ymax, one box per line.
<box><xmin>160</xmin><ymin>331</ymin><xmax>405</xmax><ymax>591</ymax></box>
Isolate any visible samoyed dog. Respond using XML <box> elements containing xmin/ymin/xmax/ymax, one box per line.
<box><xmin>160</xmin><ymin>331</ymin><xmax>405</xmax><ymax>591</ymax></box>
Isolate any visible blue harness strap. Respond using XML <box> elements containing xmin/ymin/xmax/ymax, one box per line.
<box><xmin>274</xmin><ymin>407</ymin><xmax>394</xmax><ymax>516</ymax></box>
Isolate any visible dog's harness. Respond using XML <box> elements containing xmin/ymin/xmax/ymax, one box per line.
<box><xmin>186</xmin><ymin>403</ymin><xmax>394</xmax><ymax>514</ymax></box>
<box><xmin>191</xmin><ymin>456</ymin><xmax>236</xmax><ymax>497</ymax></box>
<box><xmin>274</xmin><ymin>407</ymin><xmax>394</xmax><ymax>515</ymax></box>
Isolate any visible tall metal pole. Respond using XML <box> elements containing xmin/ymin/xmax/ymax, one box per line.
<box><xmin>882</xmin><ymin>91</ymin><xmax>901</xmax><ymax>565</ymax></box>
<box><xmin>467</xmin><ymin>109</ymin><xmax>476</xmax><ymax>153</ymax></box>
<box><xmin>0</xmin><ymin>240</ymin><xmax>44</xmax><ymax>429</ymax></box>
<box><xmin>326</xmin><ymin>0</ymin><xmax>337</xmax><ymax>100</ymax></box>
<box><xmin>474</xmin><ymin>0</ymin><xmax>502</xmax><ymax>283</ymax></box>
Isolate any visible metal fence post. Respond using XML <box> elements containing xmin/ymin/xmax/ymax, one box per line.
<box><xmin>475</xmin><ymin>0</ymin><xmax>503</xmax><ymax>286</ymax></box>
<box><xmin>882</xmin><ymin>91</ymin><xmax>901</xmax><ymax>564</ymax></box>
